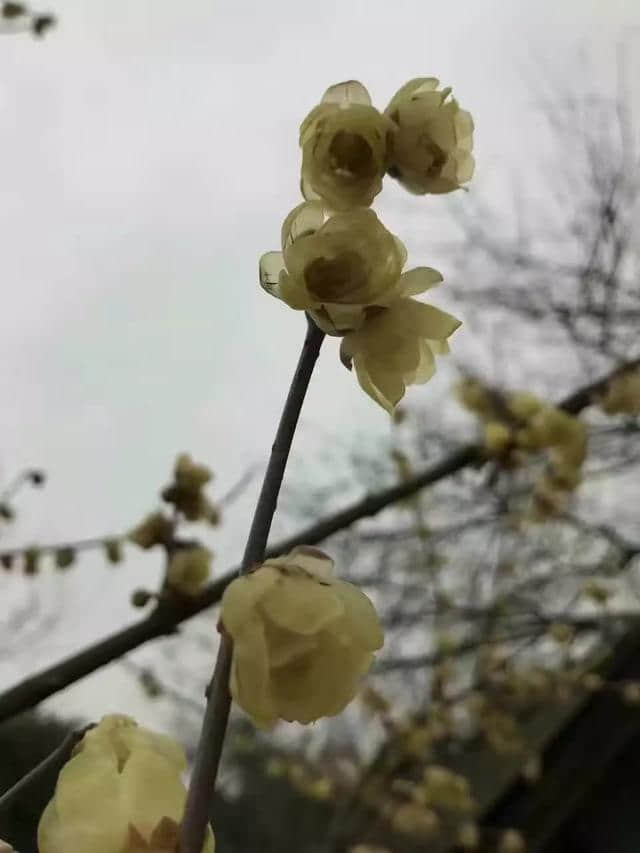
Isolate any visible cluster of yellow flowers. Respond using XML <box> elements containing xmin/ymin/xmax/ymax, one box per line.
<box><xmin>220</xmin><ymin>546</ymin><xmax>383</xmax><ymax>727</ymax></box>
<box><xmin>456</xmin><ymin>379</ymin><xmax>587</xmax><ymax>520</ymax></box>
<box><xmin>128</xmin><ymin>454</ymin><xmax>218</xmax><ymax>597</ymax></box>
<box><xmin>261</xmin><ymin>78</ymin><xmax>473</xmax><ymax>412</ymax></box>
<box><xmin>38</xmin><ymin>715</ymin><xmax>214</xmax><ymax>853</ymax></box>
<box><xmin>389</xmin><ymin>764</ymin><xmax>476</xmax><ymax>844</ymax></box>
<box><xmin>596</xmin><ymin>367</ymin><xmax>640</xmax><ymax>415</ymax></box>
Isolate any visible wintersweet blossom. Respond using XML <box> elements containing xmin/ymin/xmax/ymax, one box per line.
<box><xmin>260</xmin><ymin>203</ymin><xmax>423</xmax><ymax>334</ymax></box>
<box><xmin>340</xmin><ymin>295</ymin><xmax>461</xmax><ymax>412</ymax></box>
<box><xmin>300</xmin><ymin>81</ymin><xmax>393</xmax><ymax>210</ymax></box>
<box><xmin>167</xmin><ymin>545</ymin><xmax>212</xmax><ymax>596</ymax></box>
<box><xmin>385</xmin><ymin>78</ymin><xmax>474</xmax><ymax>194</ymax></box>
<box><xmin>161</xmin><ymin>454</ymin><xmax>219</xmax><ymax>524</ymax></box>
<box><xmin>221</xmin><ymin>546</ymin><xmax>383</xmax><ymax>727</ymax></box>
<box><xmin>38</xmin><ymin>715</ymin><xmax>214</xmax><ymax>853</ymax></box>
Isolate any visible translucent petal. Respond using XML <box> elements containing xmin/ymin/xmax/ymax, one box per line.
<box><xmin>271</xmin><ymin>631</ymin><xmax>372</xmax><ymax>723</ymax></box>
<box><xmin>386</xmin><ymin>78</ymin><xmax>439</xmax><ymax>114</ymax></box>
<box><xmin>281</xmin><ymin>201</ymin><xmax>332</xmax><ymax>250</ymax></box>
<box><xmin>410</xmin><ymin>341</ymin><xmax>437</xmax><ymax>384</ymax></box>
<box><xmin>258</xmin><ymin>251</ymin><xmax>285</xmax><ymax>297</ymax></box>
<box><xmin>231</xmin><ymin>618</ymin><xmax>277</xmax><ymax>728</ymax></box>
<box><xmin>265</xmin><ymin>621</ymin><xmax>318</xmax><ymax>668</ymax></box>
<box><xmin>117</xmin><ymin>727</ymin><xmax>187</xmax><ymax>775</ymax></box>
<box><xmin>322</xmin><ymin>80</ymin><xmax>371</xmax><ymax>106</ymax></box>
<box><xmin>405</xmin><ymin>300</ymin><xmax>461</xmax><ymax>339</ymax></box>
<box><xmin>331</xmin><ymin>581</ymin><xmax>384</xmax><ymax>650</ymax></box>
<box><xmin>120</xmin><ymin>751</ymin><xmax>186</xmax><ymax>841</ymax></box>
<box><xmin>221</xmin><ymin>567</ymin><xmax>280</xmax><ymax>635</ymax></box>
<box><xmin>260</xmin><ymin>575</ymin><xmax>344</xmax><ymax>635</ymax></box>
<box><xmin>285</xmin><ymin>545</ymin><xmax>335</xmax><ymax>580</ymax></box>
<box><xmin>427</xmin><ymin>338</ymin><xmax>450</xmax><ymax>356</ymax></box>
<box><xmin>397</xmin><ymin>267</ymin><xmax>443</xmax><ymax>297</ymax></box>
<box><xmin>353</xmin><ymin>355</ymin><xmax>404</xmax><ymax>413</ymax></box>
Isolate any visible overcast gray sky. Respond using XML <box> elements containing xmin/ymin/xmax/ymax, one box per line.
<box><xmin>1</xmin><ymin>0</ymin><xmax>639</xmax><ymax>728</ymax></box>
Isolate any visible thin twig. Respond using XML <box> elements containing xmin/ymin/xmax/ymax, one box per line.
<box><xmin>0</xmin><ymin>725</ymin><xmax>92</xmax><ymax>818</ymax></box>
<box><xmin>180</xmin><ymin>315</ymin><xmax>325</xmax><ymax>853</ymax></box>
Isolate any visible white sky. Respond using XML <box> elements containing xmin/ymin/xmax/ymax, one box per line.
<box><xmin>1</xmin><ymin>0</ymin><xmax>639</xmax><ymax>729</ymax></box>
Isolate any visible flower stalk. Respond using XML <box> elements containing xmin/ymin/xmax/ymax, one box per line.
<box><xmin>180</xmin><ymin>314</ymin><xmax>325</xmax><ymax>853</ymax></box>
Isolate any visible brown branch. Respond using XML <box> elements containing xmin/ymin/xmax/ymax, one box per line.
<box><xmin>0</xmin><ymin>359</ymin><xmax>633</xmax><ymax>725</ymax></box>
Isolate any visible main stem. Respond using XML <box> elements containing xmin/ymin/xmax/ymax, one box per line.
<box><xmin>180</xmin><ymin>315</ymin><xmax>325</xmax><ymax>853</ymax></box>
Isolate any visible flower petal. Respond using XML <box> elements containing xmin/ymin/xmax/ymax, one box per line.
<box><xmin>260</xmin><ymin>576</ymin><xmax>344</xmax><ymax>635</ymax></box>
<box><xmin>258</xmin><ymin>251</ymin><xmax>285</xmax><ymax>297</ymax></box>
<box><xmin>221</xmin><ymin>567</ymin><xmax>280</xmax><ymax>636</ymax></box>
<box><xmin>397</xmin><ymin>267</ymin><xmax>443</xmax><ymax>297</ymax></box>
<box><xmin>331</xmin><ymin>581</ymin><xmax>384</xmax><ymax>650</ymax></box>
<box><xmin>321</xmin><ymin>80</ymin><xmax>372</xmax><ymax>106</ymax></box>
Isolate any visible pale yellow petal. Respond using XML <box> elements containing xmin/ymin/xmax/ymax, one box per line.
<box><xmin>120</xmin><ymin>751</ymin><xmax>186</xmax><ymax>841</ymax></box>
<box><xmin>331</xmin><ymin>581</ymin><xmax>384</xmax><ymax>650</ymax></box>
<box><xmin>221</xmin><ymin>567</ymin><xmax>280</xmax><ymax>636</ymax></box>
<box><xmin>270</xmin><ymin>632</ymin><xmax>372</xmax><ymax>723</ymax></box>
<box><xmin>260</xmin><ymin>575</ymin><xmax>344</xmax><ymax>635</ymax></box>
<box><xmin>231</xmin><ymin>618</ymin><xmax>277</xmax><ymax>728</ymax></box>
<box><xmin>397</xmin><ymin>267</ymin><xmax>443</xmax><ymax>297</ymax></box>
<box><xmin>258</xmin><ymin>251</ymin><xmax>285</xmax><ymax>297</ymax></box>
<box><xmin>321</xmin><ymin>80</ymin><xmax>372</xmax><ymax>106</ymax></box>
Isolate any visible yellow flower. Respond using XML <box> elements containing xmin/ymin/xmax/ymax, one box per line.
<box><xmin>385</xmin><ymin>78</ymin><xmax>474</xmax><ymax>195</ymax></box>
<box><xmin>484</xmin><ymin>421</ymin><xmax>513</xmax><ymax>455</ymax></box>
<box><xmin>455</xmin><ymin>377</ymin><xmax>496</xmax><ymax>420</ymax></box>
<box><xmin>162</xmin><ymin>454</ymin><xmax>219</xmax><ymax>523</ymax></box>
<box><xmin>167</xmin><ymin>546</ymin><xmax>212</xmax><ymax>596</ymax></box>
<box><xmin>38</xmin><ymin>715</ymin><xmax>214</xmax><ymax>853</ymax></box>
<box><xmin>260</xmin><ymin>203</ymin><xmax>430</xmax><ymax>334</ymax></box>
<box><xmin>598</xmin><ymin>368</ymin><xmax>640</xmax><ymax>415</ymax></box>
<box><xmin>221</xmin><ymin>546</ymin><xmax>383</xmax><ymax>728</ymax></box>
<box><xmin>0</xmin><ymin>841</ymin><xmax>14</xmax><ymax>852</ymax></box>
<box><xmin>340</xmin><ymin>295</ymin><xmax>460</xmax><ymax>412</ymax></box>
<box><xmin>129</xmin><ymin>512</ymin><xmax>173</xmax><ymax>550</ymax></box>
<box><xmin>300</xmin><ymin>80</ymin><xmax>393</xmax><ymax>210</ymax></box>
<box><xmin>526</xmin><ymin>407</ymin><xmax>587</xmax><ymax>464</ymax></box>
<box><xmin>506</xmin><ymin>391</ymin><xmax>544</xmax><ymax>421</ymax></box>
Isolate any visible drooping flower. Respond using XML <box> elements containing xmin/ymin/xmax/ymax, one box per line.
<box><xmin>220</xmin><ymin>547</ymin><xmax>383</xmax><ymax>728</ymax></box>
<box><xmin>300</xmin><ymin>81</ymin><xmax>394</xmax><ymax>210</ymax></box>
<box><xmin>260</xmin><ymin>203</ymin><xmax>428</xmax><ymax>334</ymax></box>
<box><xmin>167</xmin><ymin>545</ymin><xmax>212</xmax><ymax>596</ymax></box>
<box><xmin>340</xmin><ymin>293</ymin><xmax>461</xmax><ymax>412</ymax></box>
<box><xmin>38</xmin><ymin>715</ymin><xmax>214</xmax><ymax>853</ymax></box>
<box><xmin>385</xmin><ymin>78</ymin><xmax>474</xmax><ymax>195</ymax></box>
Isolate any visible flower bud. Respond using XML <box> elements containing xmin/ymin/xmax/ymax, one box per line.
<box><xmin>167</xmin><ymin>546</ymin><xmax>212</xmax><ymax>596</ymax></box>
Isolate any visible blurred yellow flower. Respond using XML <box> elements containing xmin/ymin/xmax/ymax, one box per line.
<box><xmin>598</xmin><ymin>368</ymin><xmax>640</xmax><ymax>415</ymax></box>
<box><xmin>260</xmin><ymin>204</ymin><xmax>428</xmax><ymax>334</ymax></box>
<box><xmin>167</xmin><ymin>546</ymin><xmax>212</xmax><ymax>596</ymax></box>
<box><xmin>38</xmin><ymin>715</ymin><xmax>214</xmax><ymax>853</ymax></box>
<box><xmin>385</xmin><ymin>78</ymin><xmax>474</xmax><ymax>194</ymax></box>
<box><xmin>162</xmin><ymin>454</ymin><xmax>219</xmax><ymax>524</ymax></box>
<box><xmin>340</xmin><ymin>295</ymin><xmax>460</xmax><ymax>412</ymax></box>
<box><xmin>221</xmin><ymin>546</ymin><xmax>383</xmax><ymax>727</ymax></box>
<box><xmin>300</xmin><ymin>80</ymin><xmax>393</xmax><ymax>210</ymax></box>
<box><xmin>484</xmin><ymin>421</ymin><xmax>513</xmax><ymax>455</ymax></box>
<box><xmin>128</xmin><ymin>512</ymin><xmax>173</xmax><ymax>550</ymax></box>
